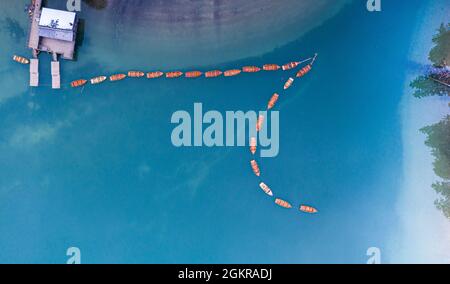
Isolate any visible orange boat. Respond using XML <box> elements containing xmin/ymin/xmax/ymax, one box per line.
<box><xmin>71</xmin><ymin>79</ymin><xmax>87</xmax><ymax>88</ymax></box>
<box><xmin>224</xmin><ymin>69</ymin><xmax>242</xmax><ymax>77</ymax></box>
<box><xmin>250</xmin><ymin>137</ymin><xmax>257</xmax><ymax>155</ymax></box>
<box><xmin>296</xmin><ymin>65</ymin><xmax>312</xmax><ymax>78</ymax></box>
<box><xmin>275</xmin><ymin>199</ymin><xmax>293</xmax><ymax>209</ymax></box>
<box><xmin>300</xmin><ymin>205</ymin><xmax>318</xmax><ymax>214</ymax></box>
<box><xmin>259</xmin><ymin>182</ymin><xmax>274</xmax><ymax>197</ymax></box>
<box><xmin>13</xmin><ymin>55</ymin><xmax>30</xmax><ymax>64</ymax></box>
<box><xmin>250</xmin><ymin>160</ymin><xmax>261</xmax><ymax>177</ymax></box>
<box><xmin>166</xmin><ymin>71</ymin><xmax>183</xmax><ymax>78</ymax></box>
<box><xmin>205</xmin><ymin>70</ymin><xmax>223</xmax><ymax>78</ymax></box>
<box><xmin>128</xmin><ymin>71</ymin><xmax>145</xmax><ymax>78</ymax></box>
<box><xmin>256</xmin><ymin>115</ymin><xmax>265</xmax><ymax>132</ymax></box>
<box><xmin>90</xmin><ymin>76</ymin><xmax>107</xmax><ymax>85</ymax></box>
<box><xmin>282</xmin><ymin>61</ymin><xmax>300</xmax><ymax>71</ymax></box>
<box><xmin>242</xmin><ymin>66</ymin><xmax>261</xmax><ymax>73</ymax></box>
<box><xmin>110</xmin><ymin>74</ymin><xmax>127</xmax><ymax>82</ymax></box>
<box><xmin>284</xmin><ymin>78</ymin><xmax>294</xmax><ymax>90</ymax></box>
<box><xmin>263</xmin><ymin>64</ymin><xmax>280</xmax><ymax>71</ymax></box>
<box><xmin>147</xmin><ymin>71</ymin><xmax>164</xmax><ymax>79</ymax></box>
<box><xmin>185</xmin><ymin>71</ymin><xmax>203</xmax><ymax>78</ymax></box>
<box><xmin>267</xmin><ymin>93</ymin><xmax>279</xmax><ymax>110</ymax></box>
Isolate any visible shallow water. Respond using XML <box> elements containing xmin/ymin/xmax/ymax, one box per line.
<box><xmin>0</xmin><ymin>0</ymin><xmax>447</xmax><ymax>263</ymax></box>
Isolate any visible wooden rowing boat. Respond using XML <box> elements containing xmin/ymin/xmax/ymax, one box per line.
<box><xmin>71</xmin><ymin>79</ymin><xmax>87</xmax><ymax>88</ymax></box>
<box><xmin>299</xmin><ymin>205</ymin><xmax>318</xmax><ymax>214</ymax></box>
<box><xmin>267</xmin><ymin>93</ymin><xmax>279</xmax><ymax>110</ymax></box>
<box><xmin>284</xmin><ymin>78</ymin><xmax>294</xmax><ymax>90</ymax></box>
<box><xmin>128</xmin><ymin>71</ymin><xmax>145</xmax><ymax>78</ymax></box>
<box><xmin>147</xmin><ymin>71</ymin><xmax>164</xmax><ymax>79</ymax></box>
<box><xmin>263</xmin><ymin>64</ymin><xmax>280</xmax><ymax>71</ymax></box>
<box><xmin>250</xmin><ymin>160</ymin><xmax>261</xmax><ymax>177</ymax></box>
<box><xmin>242</xmin><ymin>66</ymin><xmax>261</xmax><ymax>73</ymax></box>
<box><xmin>256</xmin><ymin>115</ymin><xmax>265</xmax><ymax>132</ymax></box>
<box><xmin>205</xmin><ymin>70</ymin><xmax>222</xmax><ymax>78</ymax></box>
<box><xmin>90</xmin><ymin>76</ymin><xmax>107</xmax><ymax>85</ymax></box>
<box><xmin>185</xmin><ymin>71</ymin><xmax>203</xmax><ymax>78</ymax></box>
<box><xmin>13</xmin><ymin>55</ymin><xmax>30</xmax><ymax>64</ymax></box>
<box><xmin>296</xmin><ymin>65</ymin><xmax>312</xmax><ymax>78</ymax></box>
<box><xmin>166</xmin><ymin>71</ymin><xmax>183</xmax><ymax>78</ymax></box>
<box><xmin>224</xmin><ymin>69</ymin><xmax>242</xmax><ymax>77</ymax></box>
<box><xmin>110</xmin><ymin>74</ymin><xmax>127</xmax><ymax>82</ymax></box>
<box><xmin>259</xmin><ymin>182</ymin><xmax>274</xmax><ymax>197</ymax></box>
<box><xmin>282</xmin><ymin>61</ymin><xmax>300</xmax><ymax>71</ymax></box>
<box><xmin>250</xmin><ymin>137</ymin><xmax>257</xmax><ymax>155</ymax></box>
<box><xmin>275</xmin><ymin>199</ymin><xmax>292</xmax><ymax>209</ymax></box>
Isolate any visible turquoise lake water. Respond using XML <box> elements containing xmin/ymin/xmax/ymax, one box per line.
<box><xmin>0</xmin><ymin>0</ymin><xmax>447</xmax><ymax>263</ymax></box>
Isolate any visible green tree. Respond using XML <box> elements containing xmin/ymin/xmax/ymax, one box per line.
<box><xmin>421</xmin><ymin>117</ymin><xmax>450</xmax><ymax>219</ymax></box>
<box><xmin>413</xmin><ymin>23</ymin><xmax>450</xmax><ymax>220</ymax></box>
<box><xmin>410</xmin><ymin>75</ymin><xmax>449</xmax><ymax>98</ymax></box>
<box><xmin>433</xmin><ymin>182</ymin><xmax>450</xmax><ymax>219</ymax></box>
<box><xmin>429</xmin><ymin>23</ymin><xmax>450</xmax><ymax>67</ymax></box>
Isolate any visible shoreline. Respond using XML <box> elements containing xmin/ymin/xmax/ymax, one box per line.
<box><xmin>391</xmin><ymin>0</ymin><xmax>450</xmax><ymax>264</ymax></box>
<box><xmin>68</xmin><ymin>0</ymin><xmax>351</xmax><ymax>69</ymax></box>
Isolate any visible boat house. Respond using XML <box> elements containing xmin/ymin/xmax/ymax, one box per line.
<box><xmin>38</xmin><ymin>8</ymin><xmax>77</xmax><ymax>43</ymax></box>
<box><xmin>27</xmin><ymin>0</ymin><xmax>80</xmax><ymax>89</ymax></box>
<box><xmin>28</xmin><ymin>0</ymin><xmax>79</xmax><ymax>61</ymax></box>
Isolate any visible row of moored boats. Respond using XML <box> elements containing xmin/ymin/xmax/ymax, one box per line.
<box><xmin>249</xmin><ymin>54</ymin><xmax>319</xmax><ymax>214</ymax></box>
<box><xmin>13</xmin><ymin>51</ymin><xmax>320</xmax><ymax>214</ymax></box>
<box><xmin>69</xmin><ymin>57</ymin><xmax>316</xmax><ymax>88</ymax></box>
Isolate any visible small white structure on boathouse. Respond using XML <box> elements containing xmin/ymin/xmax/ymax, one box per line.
<box><xmin>38</xmin><ymin>8</ymin><xmax>77</xmax><ymax>42</ymax></box>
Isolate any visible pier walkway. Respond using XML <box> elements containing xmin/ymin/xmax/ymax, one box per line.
<box><xmin>30</xmin><ymin>59</ymin><xmax>39</xmax><ymax>87</ymax></box>
<box><xmin>51</xmin><ymin>61</ymin><xmax>60</xmax><ymax>89</ymax></box>
<box><xmin>28</xmin><ymin>0</ymin><xmax>42</xmax><ymax>51</ymax></box>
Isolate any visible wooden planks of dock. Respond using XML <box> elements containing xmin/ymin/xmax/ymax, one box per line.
<box><xmin>51</xmin><ymin>61</ymin><xmax>61</xmax><ymax>89</ymax></box>
<box><xmin>30</xmin><ymin>59</ymin><xmax>39</xmax><ymax>87</ymax></box>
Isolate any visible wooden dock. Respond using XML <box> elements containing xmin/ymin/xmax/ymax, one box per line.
<box><xmin>30</xmin><ymin>59</ymin><xmax>39</xmax><ymax>87</ymax></box>
<box><xmin>51</xmin><ymin>61</ymin><xmax>60</xmax><ymax>89</ymax></box>
<box><xmin>27</xmin><ymin>0</ymin><xmax>42</xmax><ymax>51</ymax></box>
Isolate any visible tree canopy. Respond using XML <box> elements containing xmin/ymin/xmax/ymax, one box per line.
<box><xmin>421</xmin><ymin>116</ymin><xmax>450</xmax><ymax>219</ymax></box>
<box><xmin>429</xmin><ymin>23</ymin><xmax>450</xmax><ymax>67</ymax></box>
<box><xmin>433</xmin><ymin>182</ymin><xmax>450</xmax><ymax>219</ymax></box>
<box><xmin>410</xmin><ymin>23</ymin><xmax>449</xmax><ymax>98</ymax></box>
<box><xmin>410</xmin><ymin>74</ymin><xmax>449</xmax><ymax>98</ymax></box>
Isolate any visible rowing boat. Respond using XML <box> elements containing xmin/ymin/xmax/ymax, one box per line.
<box><xmin>250</xmin><ymin>160</ymin><xmax>261</xmax><ymax>177</ymax></box>
<box><xmin>147</xmin><ymin>71</ymin><xmax>164</xmax><ymax>79</ymax></box>
<box><xmin>250</xmin><ymin>137</ymin><xmax>257</xmax><ymax>155</ymax></box>
<box><xmin>90</xmin><ymin>76</ymin><xmax>107</xmax><ymax>85</ymax></box>
<box><xmin>296</xmin><ymin>65</ymin><xmax>312</xmax><ymax>78</ymax></box>
<box><xmin>267</xmin><ymin>93</ymin><xmax>279</xmax><ymax>110</ymax></box>
<box><xmin>242</xmin><ymin>66</ymin><xmax>261</xmax><ymax>73</ymax></box>
<box><xmin>282</xmin><ymin>61</ymin><xmax>300</xmax><ymax>71</ymax></box>
<box><xmin>224</xmin><ymin>69</ymin><xmax>242</xmax><ymax>77</ymax></box>
<box><xmin>299</xmin><ymin>205</ymin><xmax>318</xmax><ymax>214</ymax></box>
<box><xmin>128</xmin><ymin>71</ymin><xmax>145</xmax><ymax>78</ymax></box>
<box><xmin>256</xmin><ymin>115</ymin><xmax>265</xmax><ymax>132</ymax></box>
<box><xmin>284</xmin><ymin>78</ymin><xmax>294</xmax><ymax>90</ymax></box>
<box><xmin>110</xmin><ymin>74</ymin><xmax>127</xmax><ymax>82</ymax></box>
<box><xmin>166</xmin><ymin>71</ymin><xmax>183</xmax><ymax>78</ymax></box>
<box><xmin>275</xmin><ymin>199</ymin><xmax>293</xmax><ymax>209</ymax></box>
<box><xmin>263</xmin><ymin>64</ymin><xmax>280</xmax><ymax>71</ymax></box>
<box><xmin>185</xmin><ymin>71</ymin><xmax>203</xmax><ymax>78</ymax></box>
<box><xmin>71</xmin><ymin>79</ymin><xmax>87</xmax><ymax>88</ymax></box>
<box><xmin>259</xmin><ymin>182</ymin><xmax>274</xmax><ymax>197</ymax></box>
<box><xmin>13</xmin><ymin>55</ymin><xmax>30</xmax><ymax>64</ymax></box>
<box><xmin>205</xmin><ymin>70</ymin><xmax>223</xmax><ymax>78</ymax></box>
